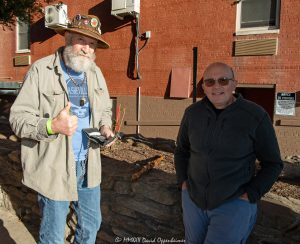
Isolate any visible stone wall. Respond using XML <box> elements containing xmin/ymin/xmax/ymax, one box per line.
<box><xmin>98</xmin><ymin>155</ymin><xmax>184</xmax><ymax>243</ymax></box>
<box><xmin>0</xmin><ymin>138</ymin><xmax>185</xmax><ymax>243</ymax></box>
<box><xmin>1</xmin><ymin>137</ymin><xmax>300</xmax><ymax>243</ymax></box>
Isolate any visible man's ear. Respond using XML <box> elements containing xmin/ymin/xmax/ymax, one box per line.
<box><xmin>233</xmin><ymin>79</ymin><xmax>238</xmax><ymax>89</ymax></box>
<box><xmin>64</xmin><ymin>31</ymin><xmax>71</xmax><ymax>43</ymax></box>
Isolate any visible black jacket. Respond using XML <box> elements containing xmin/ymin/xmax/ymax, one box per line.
<box><xmin>174</xmin><ymin>95</ymin><xmax>283</xmax><ymax>210</ymax></box>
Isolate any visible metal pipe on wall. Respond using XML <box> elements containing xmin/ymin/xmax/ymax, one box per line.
<box><xmin>136</xmin><ymin>86</ymin><xmax>141</xmax><ymax>135</ymax></box>
<box><xmin>193</xmin><ymin>47</ymin><xmax>198</xmax><ymax>103</ymax></box>
<box><xmin>135</xmin><ymin>14</ymin><xmax>141</xmax><ymax>80</ymax></box>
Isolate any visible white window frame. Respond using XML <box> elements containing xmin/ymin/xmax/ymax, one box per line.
<box><xmin>236</xmin><ymin>0</ymin><xmax>281</xmax><ymax>36</ymax></box>
<box><xmin>16</xmin><ymin>18</ymin><xmax>30</xmax><ymax>53</ymax></box>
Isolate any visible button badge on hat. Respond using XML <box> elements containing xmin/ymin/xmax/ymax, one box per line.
<box><xmin>90</xmin><ymin>18</ymin><xmax>98</xmax><ymax>28</ymax></box>
<box><xmin>75</xmin><ymin>14</ymin><xmax>81</xmax><ymax>21</ymax></box>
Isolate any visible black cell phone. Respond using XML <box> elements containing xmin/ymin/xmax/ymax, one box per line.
<box><xmin>82</xmin><ymin>128</ymin><xmax>121</xmax><ymax>146</ymax></box>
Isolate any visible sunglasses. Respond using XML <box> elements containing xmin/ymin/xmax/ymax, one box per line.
<box><xmin>203</xmin><ymin>77</ymin><xmax>235</xmax><ymax>87</ymax></box>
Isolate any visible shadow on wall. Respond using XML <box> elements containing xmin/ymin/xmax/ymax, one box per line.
<box><xmin>89</xmin><ymin>0</ymin><xmax>138</xmax><ymax>80</ymax></box>
<box><xmin>30</xmin><ymin>17</ymin><xmax>56</xmax><ymax>44</ymax></box>
<box><xmin>89</xmin><ymin>0</ymin><xmax>133</xmax><ymax>34</ymax></box>
<box><xmin>164</xmin><ymin>72</ymin><xmax>172</xmax><ymax>98</ymax></box>
<box><xmin>195</xmin><ymin>78</ymin><xmax>205</xmax><ymax>98</ymax></box>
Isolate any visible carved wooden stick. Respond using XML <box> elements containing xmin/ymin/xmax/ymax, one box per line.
<box><xmin>131</xmin><ymin>155</ymin><xmax>164</xmax><ymax>181</ymax></box>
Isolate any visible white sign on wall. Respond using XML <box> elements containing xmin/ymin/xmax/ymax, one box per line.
<box><xmin>275</xmin><ymin>92</ymin><xmax>296</xmax><ymax>116</ymax></box>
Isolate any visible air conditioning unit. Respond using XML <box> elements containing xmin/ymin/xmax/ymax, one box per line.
<box><xmin>111</xmin><ymin>0</ymin><xmax>140</xmax><ymax>20</ymax></box>
<box><xmin>45</xmin><ymin>3</ymin><xmax>68</xmax><ymax>29</ymax></box>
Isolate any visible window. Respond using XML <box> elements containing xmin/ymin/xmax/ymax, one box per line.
<box><xmin>16</xmin><ymin>18</ymin><xmax>30</xmax><ymax>53</ymax></box>
<box><xmin>236</xmin><ymin>0</ymin><xmax>280</xmax><ymax>35</ymax></box>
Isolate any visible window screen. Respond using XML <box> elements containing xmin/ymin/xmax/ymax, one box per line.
<box><xmin>241</xmin><ymin>0</ymin><xmax>277</xmax><ymax>28</ymax></box>
<box><xmin>17</xmin><ymin>20</ymin><xmax>30</xmax><ymax>51</ymax></box>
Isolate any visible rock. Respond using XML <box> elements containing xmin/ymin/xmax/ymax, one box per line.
<box><xmin>98</xmin><ymin>230</ymin><xmax>116</xmax><ymax>243</ymax></box>
<box><xmin>251</xmin><ymin>193</ymin><xmax>300</xmax><ymax>243</ymax></box>
<box><xmin>132</xmin><ymin>181</ymin><xmax>179</xmax><ymax>205</ymax></box>
<box><xmin>154</xmin><ymin>143</ymin><xmax>175</xmax><ymax>152</ymax></box>
<box><xmin>113</xmin><ymin>196</ymin><xmax>174</xmax><ymax>221</ymax></box>
<box><xmin>111</xmin><ymin>227</ymin><xmax>134</xmax><ymax>238</ymax></box>
<box><xmin>114</xmin><ymin>181</ymin><xmax>131</xmax><ymax>194</ymax></box>
<box><xmin>111</xmin><ymin>204</ymin><xmax>137</xmax><ymax>218</ymax></box>
<box><xmin>9</xmin><ymin>135</ymin><xmax>19</xmax><ymax>142</ymax></box>
<box><xmin>280</xmin><ymin>161</ymin><xmax>300</xmax><ymax>179</ymax></box>
<box><xmin>0</xmin><ymin>133</ymin><xmax>7</xmax><ymax>139</ymax></box>
<box><xmin>124</xmin><ymin>138</ymin><xmax>135</xmax><ymax>145</ymax></box>
<box><xmin>101</xmin><ymin>176</ymin><xmax>115</xmax><ymax>190</ymax></box>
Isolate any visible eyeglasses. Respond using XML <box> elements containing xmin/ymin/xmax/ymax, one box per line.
<box><xmin>203</xmin><ymin>77</ymin><xmax>235</xmax><ymax>87</ymax></box>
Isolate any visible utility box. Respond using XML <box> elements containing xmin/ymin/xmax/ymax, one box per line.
<box><xmin>111</xmin><ymin>0</ymin><xmax>140</xmax><ymax>20</ymax></box>
<box><xmin>45</xmin><ymin>3</ymin><xmax>68</xmax><ymax>29</ymax></box>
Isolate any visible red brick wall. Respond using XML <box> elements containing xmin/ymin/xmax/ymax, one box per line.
<box><xmin>1</xmin><ymin>0</ymin><xmax>299</xmax><ymax>95</ymax></box>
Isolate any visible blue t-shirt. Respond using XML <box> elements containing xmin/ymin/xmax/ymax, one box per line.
<box><xmin>60</xmin><ymin>60</ymin><xmax>90</xmax><ymax>161</ymax></box>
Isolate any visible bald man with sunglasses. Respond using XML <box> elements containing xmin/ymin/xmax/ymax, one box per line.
<box><xmin>175</xmin><ymin>62</ymin><xmax>283</xmax><ymax>244</ymax></box>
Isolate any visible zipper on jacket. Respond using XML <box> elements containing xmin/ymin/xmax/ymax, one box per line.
<box><xmin>205</xmin><ymin>114</ymin><xmax>225</xmax><ymax>209</ymax></box>
<box><xmin>204</xmin><ymin>115</ymin><xmax>215</xmax><ymax>209</ymax></box>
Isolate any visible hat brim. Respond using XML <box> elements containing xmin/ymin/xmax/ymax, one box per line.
<box><xmin>56</xmin><ymin>28</ymin><xmax>110</xmax><ymax>49</ymax></box>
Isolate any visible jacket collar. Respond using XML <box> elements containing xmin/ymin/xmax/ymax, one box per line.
<box><xmin>203</xmin><ymin>93</ymin><xmax>242</xmax><ymax>112</ymax></box>
<box><xmin>45</xmin><ymin>47</ymin><xmax>100</xmax><ymax>106</ymax></box>
<box><xmin>45</xmin><ymin>47</ymin><xmax>64</xmax><ymax>72</ymax></box>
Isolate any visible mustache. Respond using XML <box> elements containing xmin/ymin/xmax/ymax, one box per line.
<box><xmin>72</xmin><ymin>50</ymin><xmax>95</xmax><ymax>60</ymax></box>
<box><xmin>64</xmin><ymin>45</ymin><xmax>96</xmax><ymax>60</ymax></box>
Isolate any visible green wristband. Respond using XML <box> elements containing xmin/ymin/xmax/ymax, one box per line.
<box><xmin>46</xmin><ymin>119</ymin><xmax>54</xmax><ymax>135</ymax></box>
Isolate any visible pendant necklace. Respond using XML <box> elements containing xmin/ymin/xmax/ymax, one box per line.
<box><xmin>66</xmin><ymin>68</ymin><xmax>87</xmax><ymax>106</ymax></box>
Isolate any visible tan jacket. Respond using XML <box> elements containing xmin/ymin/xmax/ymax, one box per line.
<box><xmin>9</xmin><ymin>47</ymin><xmax>112</xmax><ymax>201</ymax></box>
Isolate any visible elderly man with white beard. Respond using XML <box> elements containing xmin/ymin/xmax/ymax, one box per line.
<box><xmin>9</xmin><ymin>14</ymin><xmax>114</xmax><ymax>244</ymax></box>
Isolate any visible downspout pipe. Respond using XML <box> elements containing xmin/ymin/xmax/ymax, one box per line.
<box><xmin>193</xmin><ymin>47</ymin><xmax>198</xmax><ymax>103</ymax></box>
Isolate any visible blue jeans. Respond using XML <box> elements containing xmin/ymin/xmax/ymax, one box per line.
<box><xmin>38</xmin><ymin>160</ymin><xmax>101</xmax><ymax>244</ymax></box>
<box><xmin>182</xmin><ymin>189</ymin><xmax>257</xmax><ymax>244</ymax></box>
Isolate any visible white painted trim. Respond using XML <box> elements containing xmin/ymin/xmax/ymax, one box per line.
<box><xmin>15</xmin><ymin>49</ymin><xmax>31</xmax><ymax>54</ymax></box>
<box><xmin>15</xmin><ymin>18</ymin><xmax>30</xmax><ymax>53</ymax></box>
<box><xmin>236</xmin><ymin>28</ymin><xmax>280</xmax><ymax>36</ymax></box>
<box><xmin>235</xmin><ymin>0</ymin><xmax>280</xmax><ymax>36</ymax></box>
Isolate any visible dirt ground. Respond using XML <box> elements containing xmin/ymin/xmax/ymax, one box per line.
<box><xmin>103</xmin><ymin>135</ymin><xmax>300</xmax><ymax>201</ymax></box>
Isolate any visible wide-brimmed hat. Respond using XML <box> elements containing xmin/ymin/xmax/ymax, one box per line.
<box><xmin>56</xmin><ymin>14</ymin><xmax>109</xmax><ymax>49</ymax></box>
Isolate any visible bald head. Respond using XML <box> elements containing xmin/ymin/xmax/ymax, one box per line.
<box><xmin>202</xmin><ymin>62</ymin><xmax>237</xmax><ymax>109</ymax></box>
<box><xmin>203</xmin><ymin>62</ymin><xmax>234</xmax><ymax>80</ymax></box>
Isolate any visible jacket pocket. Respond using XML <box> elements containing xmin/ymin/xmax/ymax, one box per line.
<box><xmin>41</xmin><ymin>90</ymin><xmax>66</xmax><ymax>117</ymax></box>
<box><xmin>93</xmin><ymin>88</ymin><xmax>107</xmax><ymax>112</ymax></box>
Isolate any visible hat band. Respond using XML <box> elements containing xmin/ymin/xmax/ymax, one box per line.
<box><xmin>69</xmin><ymin>25</ymin><xmax>101</xmax><ymax>36</ymax></box>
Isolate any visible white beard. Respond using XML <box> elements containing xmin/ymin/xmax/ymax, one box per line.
<box><xmin>63</xmin><ymin>46</ymin><xmax>96</xmax><ymax>73</ymax></box>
